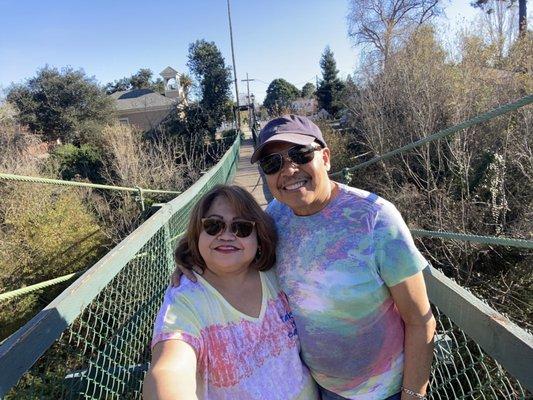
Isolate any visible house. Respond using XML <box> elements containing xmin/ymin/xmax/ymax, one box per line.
<box><xmin>290</xmin><ymin>98</ymin><xmax>318</xmax><ymax>116</ymax></box>
<box><xmin>110</xmin><ymin>67</ymin><xmax>185</xmax><ymax>131</ymax></box>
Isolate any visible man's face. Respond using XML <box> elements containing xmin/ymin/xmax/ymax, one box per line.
<box><xmin>261</xmin><ymin>141</ymin><xmax>334</xmax><ymax>216</ymax></box>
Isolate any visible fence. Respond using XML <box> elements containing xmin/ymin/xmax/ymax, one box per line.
<box><xmin>0</xmin><ymin>136</ymin><xmax>240</xmax><ymax>399</ymax></box>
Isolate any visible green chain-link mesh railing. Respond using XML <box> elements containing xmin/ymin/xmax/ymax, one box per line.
<box><xmin>429</xmin><ymin>305</ymin><xmax>526</xmax><ymax>399</ymax></box>
<box><xmin>0</xmin><ymin>135</ymin><xmax>241</xmax><ymax>399</ymax></box>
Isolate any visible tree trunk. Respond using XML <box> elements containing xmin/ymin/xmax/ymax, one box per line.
<box><xmin>519</xmin><ymin>0</ymin><xmax>527</xmax><ymax>37</ymax></box>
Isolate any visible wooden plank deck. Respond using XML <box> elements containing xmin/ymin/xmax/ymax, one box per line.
<box><xmin>232</xmin><ymin>138</ymin><xmax>272</xmax><ymax>209</ymax></box>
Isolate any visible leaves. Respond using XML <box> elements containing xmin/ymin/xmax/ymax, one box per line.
<box><xmin>187</xmin><ymin>40</ymin><xmax>232</xmax><ymax>136</ymax></box>
<box><xmin>316</xmin><ymin>47</ymin><xmax>345</xmax><ymax>117</ymax></box>
<box><xmin>263</xmin><ymin>78</ymin><xmax>300</xmax><ymax>115</ymax></box>
<box><xmin>7</xmin><ymin>66</ymin><xmax>114</xmax><ymax>145</ymax></box>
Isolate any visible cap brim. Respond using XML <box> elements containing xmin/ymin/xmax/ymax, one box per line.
<box><xmin>250</xmin><ymin>133</ymin><xmax>316</xmax><ymax>163</ymax></box>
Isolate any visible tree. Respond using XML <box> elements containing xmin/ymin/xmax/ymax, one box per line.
<box><xmin>180</xmin><ymin>73</ymin><xmax>193</xmax><ymax>101</ymax></box>
<box><xmin>105</xmin><ymin>68</ymin><xmax>165</xmax><ymax>94</ymax></box>
<box><xmin>187</xmin><ymin>40</ymin><xmax>232</xmax><ymax>137</ymax></box>
<box><xmin>347</xmin><ymin>0</ymin><xmax>443</xmax><ymax>66</ymax></box>
<box><xmin>301</xmin><ymin>82</ymin><xmax>316</xmax><ymax>98</ymax></box>
<box><xmin>51</xmin><ymin>144</ymin><xmax>104</xmax><ymax>183</ymax></box>
<box><xmin>316</xmin><ymin>47</ymin><xmax>345</xmax><ymax>117</ymax></box>
<box><xmin>471</xmin><ymin>0</ymin><xmax>522</xmax><ymax>59</ymax></box>
<box><xmin>129</xmin><ymin>68</ymin><xmax>153</xmax><ymax>89</ymax></box>
<box><xmin>518</xmin><ymin>0</ymin><xmax>527</xmax><ymax>36</ymax></box>
<box><xmin>263</xmin><ymin>78</ymin><xmax>300</xmax><ymax>115</ymax></box>
<box><xmin>7</xmin><ymin>66</ymin><xmax>114</xmax><ymax>144</ymax></box>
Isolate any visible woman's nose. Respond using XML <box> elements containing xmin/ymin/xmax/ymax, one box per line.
<box><xmin>218</xmin><ymin>225</ymin><xmax>236</xmax><ymax>239</ymax></box>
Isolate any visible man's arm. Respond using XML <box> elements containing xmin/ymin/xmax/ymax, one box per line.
<box><xmin>143</xmin><ymin>340</ymin><xmax>198</xmax><ymax>400</ymax></box>
<box><xmin>389</xmin><ymin>271</ymin><xmax>436</xmax><ymax>399</ymax></box>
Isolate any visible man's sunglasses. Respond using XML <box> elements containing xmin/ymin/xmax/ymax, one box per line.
<box><xmin>258</xmin><ymin>143</ymin><xmax>322</xmax><ymax>175</ymax></box>
<box><xmin>201</xmin><ymin>218</ymin><xmax>256</xmax><ymax>238</ymax></box>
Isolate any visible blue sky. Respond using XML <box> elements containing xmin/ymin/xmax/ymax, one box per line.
<box><xmin>0</xmin><ymin>0</ymin><xmax>483</xmax><ymax>102</ymax></box>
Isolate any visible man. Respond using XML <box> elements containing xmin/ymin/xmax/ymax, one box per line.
<box><xmin>176</xmin><ymin>115</ymin><xmax>435</xmax><ymax>400</ymax></box>
<box><xmin>250</xmin><ymin>115</ymin><xmax>435</xmax><ymax>400</ymax></box>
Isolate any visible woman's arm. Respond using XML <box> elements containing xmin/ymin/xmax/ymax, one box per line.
<box><xmin>143</xmin><ymin>340</ymin><xmax>198</xmax><ymax>400</ymax></box>
<box><xmin>389</xmin><ymin>271</ymin><xmax>436</xmax><ymax>399</ymax></box>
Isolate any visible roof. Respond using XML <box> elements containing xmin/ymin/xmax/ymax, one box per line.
<box><xmin>110</xmin><ymin>89</ymin><xmax>176</xmax><ymax>111</ymax></box>
<box><xmin>160</xmin><ymin>66</ymin><xmax>179</xmax><ymax>78</ymax></box>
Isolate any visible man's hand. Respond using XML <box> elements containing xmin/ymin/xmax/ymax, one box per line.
<box><xmin>171</xmin><ymin>261</ymin><xmax>201</xmax><ymax>287</ymax></box>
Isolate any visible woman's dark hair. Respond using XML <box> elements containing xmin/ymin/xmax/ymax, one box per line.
<box><xmin>175</xmin><ymin>185</ymin><xmax>277</xmax><ymax>272</ymax></box>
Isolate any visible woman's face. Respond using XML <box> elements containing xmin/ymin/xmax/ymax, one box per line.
<box><xmin>198</xmin><ymin>196</ymin><xmax>258</xmax><ymax>276</ymax></box>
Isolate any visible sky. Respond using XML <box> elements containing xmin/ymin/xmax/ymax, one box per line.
<box><xmin>0</xmin><ymin>0</ymin><xmax>493</xmax><ymax>103</ymax></box>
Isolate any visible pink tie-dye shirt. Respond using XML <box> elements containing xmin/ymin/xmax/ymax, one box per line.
<box><xmin>151</xmin><ymin>269</ymin><xmax>318</xmax><ymax>400</ymax></box>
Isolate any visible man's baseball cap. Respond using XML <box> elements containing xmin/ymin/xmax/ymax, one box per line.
<box><xmin>250</xmin><ymin>114</ymin><xmax>327</xmax><ymax>163</ymax></box>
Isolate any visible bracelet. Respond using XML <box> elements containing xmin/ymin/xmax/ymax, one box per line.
<box><xmin>400</xmin><ymin>386</ymin><xmax>427</xmax><ymax>399</ymax></box>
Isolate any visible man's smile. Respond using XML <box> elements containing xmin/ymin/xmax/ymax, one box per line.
<box><xmin>282</xmin><ymin>179</ymin><xmax>308</xmax><ymax>191</ymax></box>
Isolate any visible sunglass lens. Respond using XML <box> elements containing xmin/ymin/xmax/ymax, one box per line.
<box><xmin>259</xmin><ymin>154</ymin><xmax>282</xmax><ymax>175</ymax></box>
<box><xmin>288</xmin><ymin>145</ymin><xmax>316</xmax><ymax>164</ymax></box>
<box><xmin>232</xmin><ymin>221</ymin><xmax>255</xmax><ymax>237</ymax></box>
<box><xmin>202</xmin><ymin>219</ymin><xmax>225</xmax><ymax>236</ymax></box>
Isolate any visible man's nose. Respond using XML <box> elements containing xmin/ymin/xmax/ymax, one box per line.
<box><xmin>279</xmin><ymin>156</ymin><xmax>299</xmax><ymax>174</ymax></box>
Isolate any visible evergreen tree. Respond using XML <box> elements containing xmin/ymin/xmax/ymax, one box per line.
<box><xmin>263</xmin><ymin>78</ymin><xmax>300</xmax><ymax>115</ymax></box>
<box><xmin>105</xmin><ymin>68</ymin><xmax>164</xmax><ymax>94</ymax></box>
<box><xmin>7</xmin><ymin>66</ymin><xmax>113</xmax><ymax>144</ymax></box>
<box><xmin>316</xmin><ymin>47</ymin><xmax>345</xmax><ymax>117</ymax></box>
<box><xmin>301</xmin><ymin>82</ymin><xmax>316</xmax><ymax>98</ymax></box>
<box><xmin>187</xmin><ymin>40</ymin><xmax>232</xmax><ymax>137</ymax></box>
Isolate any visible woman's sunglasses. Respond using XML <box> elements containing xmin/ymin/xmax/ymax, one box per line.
<box><xmin>258</xmin><ymin>143</ymin><xmax>321</xmax><ymax>175</ymax></box>
<box><xmin>201</xmin><ymin>218</ymin><xmax>256</xmax><ymax>238</ymax></box>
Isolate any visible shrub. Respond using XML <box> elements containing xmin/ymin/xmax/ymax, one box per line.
<box><xmin>51</xmin><ymin>144</ymin><xmax>104</xmax><ymax>182</ymax></box>
<box><xmin>0</xmin><ymin>185</ymin><xmax>108</xmax><ymax>339</ymax></box>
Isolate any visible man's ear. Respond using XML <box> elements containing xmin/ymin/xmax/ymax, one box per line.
<box><xmin>322</xmin><ymin>147</ymin><xmax>331</xmax><ymax>172</ymax></box>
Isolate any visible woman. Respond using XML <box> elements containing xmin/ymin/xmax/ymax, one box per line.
<box><xmin>143</xmin><ymin>185</ymin><xmax>318</xmax><ymax>400</ymax></box>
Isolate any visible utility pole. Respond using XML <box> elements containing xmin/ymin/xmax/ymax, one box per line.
<box><xmin>226</xmin><ymin>0</ymin><xmax>240</xmax><ymax>130</ymax></box>
<box><xmin>241</xmin><ymin>73</ymin><xmax>255</xmax><ymax>130</ymax></box>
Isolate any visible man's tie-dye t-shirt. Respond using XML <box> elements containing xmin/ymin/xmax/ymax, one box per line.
<box><xmin>266</xmin><ymin>184</ymin><xmax>429</xmax><ymax>400</ymax></box>
<box><xmin>151</xmin><ymin>269</ymin><xmax>318</xmax><ymax>400</ymax></box>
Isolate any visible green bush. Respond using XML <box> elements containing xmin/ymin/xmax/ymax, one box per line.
<box><xmin>221</xmin><ymin>128</ymin><xmax>238</xmax><ymax>138</ymax></box>
<box><xmin>51</xmin><ymin>144</ymin><xmax>104</xmax><ymax>182</ymax></box>
<box><xmin>0</xmin><ymin>185</ymin><xmax>108</xmax><ymax>339</ymax></box>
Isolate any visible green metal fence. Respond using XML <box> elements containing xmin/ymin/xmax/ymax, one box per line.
<box><xmin>0</xmin><ymin>136</ymin><xmax>240</xmax><ymax>399</ymax></box>
<box><xmin>0</xmin><ymin>129</ymin><xmax>531</xmax><ymax>399</ymax></box>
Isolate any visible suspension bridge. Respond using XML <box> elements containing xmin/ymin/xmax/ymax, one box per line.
<box><xmin>0</xmin><ymin>95</ymin><xmax>532</xmax><ymax>399</ymax></box>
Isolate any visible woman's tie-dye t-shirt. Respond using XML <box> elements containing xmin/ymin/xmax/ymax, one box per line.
<box><xmin>266</xmin><ymin>184</ymin><xmax>429</xmax><ymax>400</ymax></box>
<box><xmin>151</xmin><ymin>269</ymin><xmax>318</xmax><ymax>400</ymax></box>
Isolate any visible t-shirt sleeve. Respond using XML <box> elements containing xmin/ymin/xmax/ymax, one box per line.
<box><xmin>373</xmin><ymin>201</ymin><xmax>429</xmax><ymax>286</ymax></box>
<box><xmin>151</xmin><ymin>285</ymin><xmax>203</xmax><ymax>357</ymax></box>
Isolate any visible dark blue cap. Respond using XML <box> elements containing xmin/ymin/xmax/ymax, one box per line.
<box><xmin>251</xmin><ymin>114</ymin><xmax>326</xmax><ymax>163</ymax></box>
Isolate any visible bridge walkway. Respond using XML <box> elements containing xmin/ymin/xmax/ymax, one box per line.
<box><xmin>232</xmin><ymin>137</ymin><xmax>271</xmax><ymax>208</ymax></box>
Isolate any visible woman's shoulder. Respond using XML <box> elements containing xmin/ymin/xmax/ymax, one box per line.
<box><xmin>260</xmin><ymin>269</ymin><xmax>284</xmax><ymax>300</ymax></box>
<box><xmin>160</xmin><ymin>276</ymin><xmax>212</xmax><ymax>313</ymax></box>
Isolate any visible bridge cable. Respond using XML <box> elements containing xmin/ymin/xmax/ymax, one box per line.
<box><xmin>330</xmin><ymin>94</ymin><xmax>533</xmax><ymax>179</ymax></box>
<box><xmin>328</xmin><ymin>94</ymin><xmax>533</xmax><ymax>248</ymax></box>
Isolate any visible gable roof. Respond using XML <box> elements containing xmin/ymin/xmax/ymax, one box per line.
<box><xmin>160</xmin><ymin>66</ymin><xmax>179</xmax><ymax>78</ymax></box>
<box><xmin>110</xmin><ymin>89</ymin><xmax>176</xmax><ymax>111</ymax></box>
